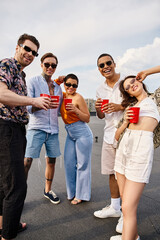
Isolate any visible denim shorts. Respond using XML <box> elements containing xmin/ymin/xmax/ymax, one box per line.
<box><xmin>25</xmin><ymin>129</ymin><xmax>61</xmax><ymax>158</ymax></box>
<box><xmin>114</xmin><ymin>129</ymin><xmax>154</xmax><ymax>183</ymax></box>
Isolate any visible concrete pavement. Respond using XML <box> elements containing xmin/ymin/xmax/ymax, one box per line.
<box><xmin>16</xmin><ymin>116</ymin><xmax>160</xmax><ymax>240</ymax></box>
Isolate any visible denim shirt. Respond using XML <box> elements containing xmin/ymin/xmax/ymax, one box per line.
<box><xmin>26</xmin><ymin>75</ymin><xmax>62</xmax><ymax>134</ymax></box>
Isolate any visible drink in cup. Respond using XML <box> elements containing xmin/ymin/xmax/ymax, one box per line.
<box><xmin>129</xmin><ymin>107</ymin><xmax>140</xmax><ymax>123</ymax></box>
<box><xmin>50</xmin><ymin>95</ymin><xmax>59</xmax><ymax>103</ymax></box>
<box><xmin>64</xmin><ymin>98</ymin><xmax>72</xmax><ymax>110</ymax></box>
<box><xmin>101</xmin><ymin>99</ymin><xmax>109</xmax><ymax>112</ymax></box>
<box><xmin>40</xmin><ymin>93</ymin><xmax>50</xmax><ymax>98</ymax></box>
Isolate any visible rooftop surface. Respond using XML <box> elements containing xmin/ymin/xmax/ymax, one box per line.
<box><xmin>16</xmin><ymin>116</ymin><xmax>160</xmax><ymax>240</ymax></box>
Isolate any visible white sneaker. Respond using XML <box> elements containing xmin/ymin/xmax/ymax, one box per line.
<box><xmin>94</xmin><ymin>205</ymin><xmax>121</xmax><ymax>218</ymax></box>
<box><xmin>110</xmin><ymin>235</ymin><xmax>122</xmax><ymax>240</ymax></box>
<box><xmin>116</xmin><ymin>214</ymin><xmax>123</xmax><ymax>233</ymax></box>
<box><xmin>110</xmin><ymin>235</ymin><xmax>140</xmax><ymax>240</ymax></box>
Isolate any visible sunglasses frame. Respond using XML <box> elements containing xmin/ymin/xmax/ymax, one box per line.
<box><xmin>65</xmin><ymin>82</ymin><xmax>78</xmax><ymax>88</ymax></box>
<box><xmin>20</xmin><ymin>44</ymin><xmax>38</xmax><ymax>57</ymax></box>
<box><xmin>44</xmin><ymin>62</ymin><xmax>57</xmax><ymax>69</ymax></box>
<box><xmin>125</xmin><ymin>78</ymin><xmax>136</xmax><ymax>91</ymax></box>
<box><xmin>98</xmin><ymin>60</ymin><xmax>113</xmax><ymax>69</ymax></box>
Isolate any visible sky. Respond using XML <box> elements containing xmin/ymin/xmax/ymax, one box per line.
<box><xmin>0</xmin><ymin>0</ymin><xmax>160</xmax><ymax>99</ymax></box>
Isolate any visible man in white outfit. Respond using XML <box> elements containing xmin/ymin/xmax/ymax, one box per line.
<box><xmin>94</xmin><ymin>53</ymin><xmax>124</xmax><ymax>233</ymax></box>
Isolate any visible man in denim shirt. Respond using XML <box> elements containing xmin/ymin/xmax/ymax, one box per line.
<box><xmin>24</xmin><ymin>53</ymin><xmax>63</xmax><ymax>204</ymax></box>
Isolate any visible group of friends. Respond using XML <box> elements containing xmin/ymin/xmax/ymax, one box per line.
<box><xmin>0</xmin><ymin>33</ymin><xmax>159</xmax><ymax>240</ymax></box>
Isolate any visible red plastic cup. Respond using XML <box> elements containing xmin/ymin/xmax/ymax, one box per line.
<box><xmin>101</xmin><ymin>99</ymin><xmax>109</xmax><ymax>112</ymax></box>
<box><xmin>50</xmin><ymin>95</ymin><xmax>59</xmax><ymax>103</ymax></box>
<box><xmin>129</xmin><ymin>107</ymin><xmax>140</xmax><ymax>123</ymax></box>
<box><xmin>64</xmin><ymin>98</ymin><xmax>72</xmax><ymax>110</ymax></box>
<box><xmin>40</xmin><ymin>93</ymin><xmax>50</xmax><ymax>98</ymax></box>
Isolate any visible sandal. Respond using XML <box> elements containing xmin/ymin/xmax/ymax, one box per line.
<box><xmin>71</xmin><ymin>198</ymin><xmax>82</xmax><ymax>205</ymax></box>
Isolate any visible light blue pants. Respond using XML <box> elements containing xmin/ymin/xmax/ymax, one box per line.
<box><xmin>64</xmin><ymin>121</ymin><xmax>93</xmax><ymax>201</ymax></box>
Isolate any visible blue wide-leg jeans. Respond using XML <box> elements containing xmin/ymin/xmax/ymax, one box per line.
<box><xmin>64</xmin><ymin>121</ymin><xmax>93</xmax><ymax>201</ymax></box>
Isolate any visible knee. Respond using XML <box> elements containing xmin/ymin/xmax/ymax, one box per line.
<box><xmin>121</xmin><ymin>201</ymin><xmax>136</xmax><ymax>217</ymax></box>
<box><xmin>24</xmin><ymin>158</ymin><xmax>32</xmax><ymax>171</ymax></box>
<box><xmin>46</xmin><ymin>157</ymin><xmax>56</xmax><ymax>165</ymax></box>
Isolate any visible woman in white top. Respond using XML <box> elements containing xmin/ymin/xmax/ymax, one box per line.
<box><xmin>110</xmin><ymin>75</ymin><xmax>159</xmax><ymax>240</ymax></box>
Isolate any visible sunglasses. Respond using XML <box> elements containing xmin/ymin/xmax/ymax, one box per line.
<box><xmin>44</xmin><ymin>63</ymin><xmax>57</xmax><ymax>69</ymax></box>
<box><xmin>65</xmin><ymin>82</ymin><xmax>78</xmax><ymax>88</ymax></box>
<box><xmin>20</xmin><ymin>44</ymin><xmax>38</xmax><ymax>57</ymax></box>
<box><xmin>125</xmin><ymin>78</ymin><xmax>136</xmax><ymax>91</ymax></box>
<box><xmin>98</xmin><ymin>60</ymin><xmax>113</xmax><ymax>69</ymax></box>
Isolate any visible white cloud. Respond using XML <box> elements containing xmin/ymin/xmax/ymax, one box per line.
<box><xmin>116</xmin><ymin>37</ymin><xmax>160</xmax><ymax>92</ymax></box>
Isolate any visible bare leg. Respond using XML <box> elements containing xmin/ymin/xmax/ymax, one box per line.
<box><xmin>109</xmin><ymin>174</ymin><xmax>120</xmax><ymax>198</ymax></box>
<box><xmin>45</xmin><ymin>157</ymin><xmax>56</xmax><ymax>193</ymax></box>
<box><xmin>121</xmin><ymin>179</ymin><xmax>145</xmax><ymax>240</ymax></box>
<box><xmin>24</xmin><ymin>158</ymin><xmax>33</xmax><ymax>179</ymax></box>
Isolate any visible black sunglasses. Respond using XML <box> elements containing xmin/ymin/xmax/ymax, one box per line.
<box><xmin>20</xmin><ymin>44</ymin><xmax>38</xmax><ymax>57</ymax></box>
<box><xmin>44</xmin><ymin>63</ymin><xmax>57</xmax><ymax>69</ymax></box>
<box><xmin>65</xmin><ymin>82</ymin><xmax>78</xmax><ymax>88</ymax></box>
<box><xmin>98</xmin><ymin>60</ymin><xmax>113</xmax><ymax>69</ymax></box>
<box><xmin>125</xmin><ymin>78</ymin><xmax>136</xmax><ymax>91</ymax></box>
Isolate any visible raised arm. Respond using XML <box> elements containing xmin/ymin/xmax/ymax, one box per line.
<box><xmin>136</xmin><ymin>65</ymin><xmax>160</xmax><ymax>82</ymax></box>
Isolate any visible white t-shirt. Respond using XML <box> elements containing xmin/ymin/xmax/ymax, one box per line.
<box><xmin>138</xmin><ymin>97</ymin><xmax>160</xmax><ymax>122</ymax></box>
<box><xmin>96</xmin><ymin>76</ymin><xmax>124</xmax><ymax>144</ymax></box>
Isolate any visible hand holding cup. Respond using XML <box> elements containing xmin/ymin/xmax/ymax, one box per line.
<box><xmin>50</xmin><ymin>96</ymin><xmax>60</xmax><ymax>109</ymax></box>
<box><xmin>64</xmin><ymin>98</ymin><xmax>72</xmax><ymax>111</ymax></box>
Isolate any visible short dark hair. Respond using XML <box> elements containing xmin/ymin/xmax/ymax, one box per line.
<box><xmin>64</xmin><ymin>73</ymin><xmax>79</xmax><ymax>85</ymax></box>
<box><xmin>17</xmin><ymin>33</ymin><xmax>40</xmax><ymax>50</ymax></box>
<box><xmin>40</xmin><ymin>53</ymin><xmax>58</xmax><ymax>65</ymax></box>
<box><xmin>97</xmin><ymin>53</ymin><xmax>115</xmax><ymax>66</ymax></box>
<box><xmin>120</xmin><ymin>75</ymin><xmax>149</xmax><ymax>108</ymax></box>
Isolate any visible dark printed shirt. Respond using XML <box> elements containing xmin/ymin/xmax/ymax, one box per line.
<box><xmin>0</xmin><ymin>57</ymin><xmax>29</xmax><ymax>124</ymax></box>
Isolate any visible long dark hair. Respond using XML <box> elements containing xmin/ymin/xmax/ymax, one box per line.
<box><xmin>120</xmin><ymin>75</ymin><xmax>149</xmax><ymax>108</ymax></box>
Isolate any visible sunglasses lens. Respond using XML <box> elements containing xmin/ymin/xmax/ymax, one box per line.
<box><xmin>51</xmin><ymin>64</ymin><xmax>57</xmax><ymax>69</ymax></box>
<box><xmin>72</xmin><ymin>84</ymin><xmax>78</xmax><ymax>88</ymax></box>
<box><xmin>106</xmin><ymin>61</ymin><xmax>112</xmax><ymax>66</ymax></box>
<box><xmin>44</xmin><ymin>63</ymin><xmax>50</xmax><ymax>68</ymax></box>
<box><xmin>131</xmin><ymin>78</ymin><xmax>136</xmax><ymax>84</ymax></box>
<box><xmin>125</xmin><ymin>85</ymin><xmax>130</xmax><ymax>91</ymax></box>
<box><xmin>24</xmin><ymin>46</ymin><xmax>31</xmax><ymax>52</ymax></box>
<box><xmin>99</xmin><ymin>63</ymin><xmax>105</xmax><ymax>69</ymax></box>
<box><xmin>65</xmin><ymin>83</ymin><xmax>71</xmax><ymax>87</ymax></box>
<box><xmin>32</xmin><ymin>51</ymin><xmax>38</xmax><ymax>57</ymax></box>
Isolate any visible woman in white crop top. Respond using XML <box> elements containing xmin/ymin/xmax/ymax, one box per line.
<box><xmin>110</xmin><ymin>76</ymin><xmax>159</xmax><ymax>240</ymax></box>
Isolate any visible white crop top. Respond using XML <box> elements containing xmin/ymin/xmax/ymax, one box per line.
<box><xmin>137</xmin><ymin>97</ymin><xmax>160</xmax><ymax>122</ymax></box>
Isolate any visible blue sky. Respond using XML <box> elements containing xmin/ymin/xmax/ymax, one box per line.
<box><xmin>0</xmin><ymin>0</ymin><xmax>160</xmax><ymax>98</ymax></box>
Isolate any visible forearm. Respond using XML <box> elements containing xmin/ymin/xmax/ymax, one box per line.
<box><xmin>115</xmin><ymin>121</ymin><xmax>129</xmax><ymax>141</ymax></box>
<box><xmin>145</xmin><ymin>65</ymin><xmax>160</xmax><ymax>76</ymax></box>
<box><xmin>74</xmin><ymin>108</ymin><xmax>90</xmax><ymax>123</ymax></box>
<box><xmin>0</xmin><ymin>89</ymin><xmax>34</xmax><ymax>107</ymax></box>
<box><xmin>96</xmin><ymin>108</ymin><xmax>105</xmax><ymax>119</ymax></box>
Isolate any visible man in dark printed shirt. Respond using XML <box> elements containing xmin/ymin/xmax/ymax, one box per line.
<box><xmin>0</xmin><ymin>34</ymin><xmax>51</xmax><ymax>240</ymax></box>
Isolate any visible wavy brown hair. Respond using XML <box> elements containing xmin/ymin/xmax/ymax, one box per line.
<box><xmin>120</xmin><ymin>75</ymin><xmax>149</xmax><ymax>108</ymax></box>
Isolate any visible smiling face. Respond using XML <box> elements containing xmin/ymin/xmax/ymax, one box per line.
<box><xmin>64</xmin><ymin>78</ymin><xmax>78</xmax><ymax>95</ymax></box>
<box><xmin>41</xmin><ymin>57</ymin><xmax>57</xmax><ymax>77</ymax></box>
<box><xmin>98</xmin><ymin>55</ymin><xmax>116</xmax><ymax>79</ymax></box>
<box><xmin>123</xmin><ymin>77</ymin><xmax>143</xmax><ymax>97</ymax></box>
<box><xmin>15</xmin><ymin>39</ymin><xmax>38</xmax><ymax>69</ymax></box>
